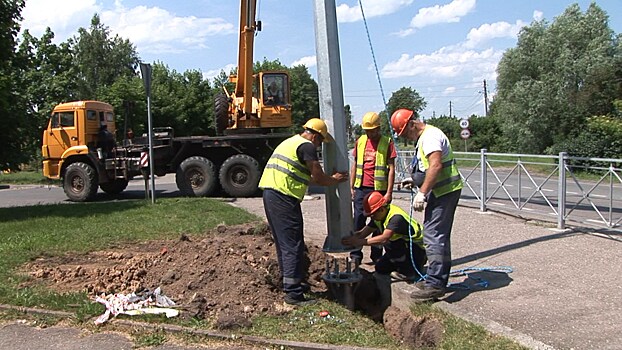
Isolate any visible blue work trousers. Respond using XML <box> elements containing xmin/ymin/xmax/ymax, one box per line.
<box><xmin>423</xmin><ymin>189</ymin><xmax>461</xmax><ymax>289</ymax></box>
<box><xmin>262</xmin><ymin>189</ymin><xmax>306</xmax><ymax>299</ymax></box>
<box><xmin>351</xmin><ymin>187</ymin><xmax>384</xmax><ymax>262</ymax></box>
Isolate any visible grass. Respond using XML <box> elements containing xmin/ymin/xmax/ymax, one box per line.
<box><xmin>0</xmin><ymin>197</ymin><xmax>528</xmax><ymax>349</ymax></box>
<box><xmin>0</xmin><ymin>170</ymin><xmax>59</xmax><ymax>186</ymax></box>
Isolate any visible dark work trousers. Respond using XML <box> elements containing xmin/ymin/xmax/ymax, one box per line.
<box><xmin>374</xmin><ymin>239</ymin><xmax>427</xmax><ymax>277</ymax></box>
<box><xmin>422</xmin><ymin>189</ymin><xmax>461</xmax><ymax>289</ymax></box>
<box><xmin>262</xmin><ymin>189</ymin><xmax>306</xmax><ymax>299</ymax></box>
<box><xmin>351</xmin><ymin>186</ymin><xmax>385</xmax><ymax>262</ymax></box>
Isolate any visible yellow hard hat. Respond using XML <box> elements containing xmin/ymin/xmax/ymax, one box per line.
<box><xmin>362</xmin><ymin>112</ymin><xmax>380</xmax><ymax>130</ymax></box>
<box><xmin>303</xmin><ymin>118</ymin><xmax>333</xmax><ymax>143</ymax></box>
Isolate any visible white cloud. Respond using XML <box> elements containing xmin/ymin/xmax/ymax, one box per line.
<box><xmin>464</xmin><ymin>20</ymin><xmax>527</xmax><ymax>48</ymax></box>
<box><xmin>336</xmin><ymin>0</ymin><xmax>414</xmax><ymax>23</ymax></box>
<box><xmin>21</xmin><ymin>0</ymin><xmax>99</xmax><ymax>39</ymax></box>
<box><xmin>203</xmin><ymin>64</ymin><xmax>237</xmax><ymax>81</ymax></box>
<box><xmin>410</xmin><ymin>0</ymin><xmax>476</xmax><ymax>29</ymax></box>
<box><xmin>101</xmin><ymin>4</ymin><xmax>235</xmax><ymax>54</ymax></box>
<box><xmin>533</xmin><ymin>10</ymin><xmax>544</xmax><ymax>21</ymax></box>
<box><xmin>443</xmin><ymin>87</ymin><xmax>456</xmax><ymax>95</ymax></box>
<box><xmin>291</xmin><ymin>56</ymin><xmax>317</xmax><ymax>67</ymax></box>
<box><xmin>381</xmin><ymin>46</ymin><xmax>502</xmax><ymax>79</ymax></box>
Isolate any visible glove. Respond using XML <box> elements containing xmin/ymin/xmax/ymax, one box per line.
<box><xmin>413</xmin><ymin>191</ymin><xmax>426</xmax><ymax>211</ymax></box>
<box><xmin>401</xmin><ymin>177</ymin><xmax>414</xmax><ymax>190</ymax></box>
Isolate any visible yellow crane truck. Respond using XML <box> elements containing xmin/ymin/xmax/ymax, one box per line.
<box><xmin>42</xmin><ymin>100</ymin><xmax>291</xmax><ymax>201</ymax></box>
<box><xmin>41</xmin><ymin>0</ymin><xmax>293</xmax><ymax>202</ymax></box>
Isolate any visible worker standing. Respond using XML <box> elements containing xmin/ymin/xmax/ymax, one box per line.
<box><xmin>349</xmin><ymin>112</ymin><xmax>396</xmax><ymax>264</ymax></box>
<box><xmin>259</xmin><ymin>118</ymin><xmax>348</xmax><ymax>306</ymax></box>
<box><xmin>390</xmin><ymin>109</ymin><xmax>463</xmax><ymax>302</ymax></box>
<box><xmin>342</xmin><ymin>191</ymin><xmax>426</xmax><ymax>281</ymax></box>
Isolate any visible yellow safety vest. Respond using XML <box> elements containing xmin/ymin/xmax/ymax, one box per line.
<box><xmin>417</xmin><ymin>125</ymin><xmax>463</xmax><ymax>197</ymax></box>
<box><xmin>373</xmin><ymin>204</ymin><xmax>424</xmax><ymax>247</ymax></box>
<box><xmin>259</xmin><ymin>134</ymin><xmax>312</xmax><ymax>201</ymax></box>
<box><xmin>353</xmin><ymin>135</ymin><xmax>390</xmax><ymax>190</ymax></box>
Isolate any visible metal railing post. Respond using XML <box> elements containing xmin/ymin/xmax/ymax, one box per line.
<box><xmin>558</xmin><ymin>152</ymin><xmax>567</xmax><ymax>229</ymax></box>
<box><xmin>480</xmin><ymin>148</ymin><xmax>487</xmax><ymax>212</ymax></box>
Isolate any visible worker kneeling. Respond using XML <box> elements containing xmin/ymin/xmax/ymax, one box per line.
<box><xmin>342</xmin><ymin>191</ymin><xmax>427</xmax><ymax>282</ymax></box>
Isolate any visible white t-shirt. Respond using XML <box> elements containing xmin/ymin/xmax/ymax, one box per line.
<box><xmin>416</xmin><ymin>125</ymin><xmax>450</xmax><ymax>172</ymax></box>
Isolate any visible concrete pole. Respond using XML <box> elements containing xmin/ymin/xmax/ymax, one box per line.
<box><xmin>313</xmin><ymin>0</ymin><xmax>353</xmax><ymax>252</ymax></box>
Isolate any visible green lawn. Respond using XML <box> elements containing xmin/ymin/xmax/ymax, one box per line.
<box><xmin>0</xmin><ymin>197</ymin><xmax>527</xmax><ymax>349</ymax></box>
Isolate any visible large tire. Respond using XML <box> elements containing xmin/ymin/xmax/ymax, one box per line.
<box><xmin>219</xmin><ymin>154</ymin><xmax>260</xmax><ymax>197</ymax></box>
<box><xmin>100</xmin><ymin>179</ymin><xmax>129</xmax><ymax>194</ymax></box>
<box><xmin>176</xmin><ymin>156</ymin><xmax>217</xmax><ymax>197</ymax></box>
<box><xmin>214</xmin><ymin>92</ymin><xmax>230</xmax><ymax>135</ymax></box>
<box><xmin>63</xmin><ymin>162</ymin><xmax>98</xmax><ymax>202</ymax></box>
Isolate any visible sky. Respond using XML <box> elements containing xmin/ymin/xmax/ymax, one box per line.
<box><xmin>19</xmin><ymin>0</ymin><xmax>622</xmax><ymax>124</ymax></box>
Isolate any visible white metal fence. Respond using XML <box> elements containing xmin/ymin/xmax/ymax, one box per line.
<box><xmin>396</xmin><ymin>150</ymin><xmax>622</xmax><ymax>231</ymax></box>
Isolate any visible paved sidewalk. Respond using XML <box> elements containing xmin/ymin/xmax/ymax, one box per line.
<box><xmin>229</xmin><ymin>191</ymin><xmax>622</xmax><ymax>350</ymax></box>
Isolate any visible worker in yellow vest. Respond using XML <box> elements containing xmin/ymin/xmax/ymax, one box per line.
<box><xmin>349</xmin><ymin>112</ymin><xmax>396</xmax><ymax>265</ymax></box>
<box><xmin>391</xmin><ymin>108</ymin><xmax>463</xmax><ymax>303</ymax></box>
<box><xmin>342</xmin><ymin>191</ymin><xmax>426</xmax><ymax>280</ymax></box>
<box><xmin>259</xmin><ymin>118</ymin><xmax>348</xmax><ymax>306</ymax></box>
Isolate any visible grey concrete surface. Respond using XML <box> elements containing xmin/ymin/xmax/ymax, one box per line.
<box><xmin>2</xmin><ymin>182</ymin><xmax>621</xmax><ymax>349</ymax></box>
<box><xmin>229</xmin><ymin>191</ymin><xmax>622</xmax><ymax>350</ymax></box>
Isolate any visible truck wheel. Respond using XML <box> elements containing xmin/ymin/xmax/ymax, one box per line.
<box><xmin>100</xmin><ymin>179</ymin><xmax>129</xmax><ymax>194</ymax></box>
<box><xmin>176</xmin><ymin>156</ymin><xmax>217</xmax><ymax>197</ymax></box>
<box><xmin>219</xmin><ymin>154</ymin><xmax>260</xmax><ymax>197</ymax></box>
<box><xmin>214</xmin><ymin>92</ymin><xmax>230</xmax><ymax>135</ymax></box>
<box><xmin>63</xmin><ymin>162</ymin><xmax>98</xmax><ymax>202</ymax></box>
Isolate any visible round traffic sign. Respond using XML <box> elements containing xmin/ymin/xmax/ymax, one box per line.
<box><xmin>460</xmin><ymin>129</ymin><xmax>471</xmax><ymax>139</ymax></box>
<box><xmin>459</xmin><ymin>119</ymin><xmax>469</xmax><ymax>129</ymax></box>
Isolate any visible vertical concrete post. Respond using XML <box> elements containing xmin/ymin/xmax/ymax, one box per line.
<box><xmin>313</xmin><ymin>0</ymin><xmax>353</xmax><ymax>252</ymax></box>
<box><xmin>480</xmin><ymin>148</ymin><xmax>487</xmax><ymax>212</ymax></box>
<box><xmin>558</xmin><ymin>152</ymin><xmax>567</xmax><ymax>229</ymax></box>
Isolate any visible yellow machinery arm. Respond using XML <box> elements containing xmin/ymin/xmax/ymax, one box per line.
<box><xmin>236</xmin><ymin>0</ymin><xmax>257</xmax><ymax>117</ymax></box>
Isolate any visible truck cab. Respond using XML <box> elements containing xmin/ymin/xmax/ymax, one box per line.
<box><xmin>42</xmin><ymin>101</ymin><xmax>115</xmax><ymax>179</ymax></box>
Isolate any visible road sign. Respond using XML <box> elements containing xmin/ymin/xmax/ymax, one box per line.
<box><xmin>460</xmin><ymin>129</ymin><xmax>471</xmax><ymax>140</ymax></box>
<box><xmin>459</xmin><ymin>119</ymin><xmax>469</xmax><ymax>129</ymax></box>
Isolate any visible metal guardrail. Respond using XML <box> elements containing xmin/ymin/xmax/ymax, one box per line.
<box><xmin>396</xmin><ymin>150</ymin><xmax>622</xmax><ymax>231</ymax></box>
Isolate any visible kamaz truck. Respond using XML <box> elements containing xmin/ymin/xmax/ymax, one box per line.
<box><xmin>41</xmin><ymin>100</ymin><xmax>290</xmax><ymax>201</ymax></box>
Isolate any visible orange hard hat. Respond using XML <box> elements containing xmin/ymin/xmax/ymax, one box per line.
<box><xmin>390</xmin><ymin>109</ymin><xmax>415</xmax><ymax>136</ymax></box>
<box><xmin>363</xmin><ymin>191</ymin><xmax>387</xmax><ymax>216</ymax></box>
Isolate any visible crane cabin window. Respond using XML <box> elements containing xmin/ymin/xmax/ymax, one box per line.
<box><xmin>263</xmin><ymin>74</ymin><xmax>288</xmax><ymax>106</ymax></box>
<box><xmin>50</xmin><ymin>111</ymin><xmax>75</xmax><ymax>128</ymax></box>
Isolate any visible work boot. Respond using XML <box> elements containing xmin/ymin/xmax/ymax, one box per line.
<box><xmin>284</xmin><ymin>294</ymin><xmax>317</xmax><ymax>306</ymax></box>
<box><xmin>414</xmin><ymin>280</ymin><xmax>426</xmax><ymax>290</ymax></box>
<box><xmin>410</xmin><ymin>284</ymin><xmax>446</xmax><ymax>303</ymax></box>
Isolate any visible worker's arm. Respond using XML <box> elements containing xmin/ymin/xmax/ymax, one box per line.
<box><xmin>350</xmin><ymin>154</ymin><xmax>357</xmax><ymax>198</ymax></box>
<box><xmin>418</xmin><ymin>150</ymin><xmax>442</xmax><ymax>195</ymax></box>
<box><xmin>384</xmin><ymin>159</ymin><xmax>395</xmax><ymax>203</ymax></box>
<box><xmin>307</xmin><ymin>160</ymin><xmax>348</xmax><ymax>186</ymax></box>
<box><xmin>342</xmin><ymin>226</ymin><xmax>392</xmax><ymax>247</ymax></box>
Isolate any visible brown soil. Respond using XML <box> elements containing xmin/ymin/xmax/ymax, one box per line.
<box><xmin>20</xmin><ymin>222</ymin><xmax>442</xmax><ymax>347</ymax></box>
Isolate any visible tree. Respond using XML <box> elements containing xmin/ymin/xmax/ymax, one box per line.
<box><xmin>492</xmin><ymin>3</ymin><xmax>620</xmax><ymax>154</ymax></box>
<box><xmin>0</xmin><ymin>0</ymin><xmax>26</xmax><ymax>170</ymax></box>
<box><xmin>288</xmin><ymin>64</ymin><xmax>320</xmax><ymax>132</ymax></box>
<box><xmin>385</xmin><ymin>86</ymin><xmax>427</xmax><ymax>119</ymax></box>
<box><xmin>72</xmin><ymin>14</ymin><xmax>139</xmax><ymax>100</ymax></box>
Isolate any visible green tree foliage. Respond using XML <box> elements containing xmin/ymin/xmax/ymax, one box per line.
<box><xmin>288</xmin><ymin>64</ymin><xmax>320</xmax><ymax>132</ymax></box>
<box><xmin>0</xmin><ymin>0</ymin><xmax>26</xmax><ymax>170</ymax></box>
<box><xmin>149</xmin><ymin>63</ymin><xmax>213</xmax><ymax>136</ymax></box>
<box><xmin>492</xmin><ymin>3</ymin><xmax>620</xmax><ymax>154</ymax></box>
<box><xmin>72</xmin><ymin>14</ymin><xmax>139</xmax><ymax>100</ymax></box>
<box><xmin>385</xmin><ymin>86</ymin><xmax>427</xmax><ymax>119</ymax></box>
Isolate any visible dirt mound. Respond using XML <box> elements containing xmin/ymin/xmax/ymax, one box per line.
<box><xmin>22</xmin><ymin>223</ymin><xmax>328</xmax><ymax>327</ymax></box>
<box><xmin>21</xmin><ymin>222</ymin><xmax>443</xmax><ymax>346</ymax></box>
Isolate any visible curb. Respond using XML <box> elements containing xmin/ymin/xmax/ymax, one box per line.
<box><xmin>0</xmin><ymin>303</ymin><xmax>383</xmax><ymax>350</ymax></box>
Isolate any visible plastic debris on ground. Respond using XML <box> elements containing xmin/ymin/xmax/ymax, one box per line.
<box><xmin>93</xmin><ymin>287</ymin><xmax>178</xmax><ymax>325</ymax></box>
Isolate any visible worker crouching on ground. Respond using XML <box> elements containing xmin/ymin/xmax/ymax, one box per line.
<box><xmin>259</xmin><ymin>118</ymin><xmax>348</xmax><ymax>306</ymax></box>
<box><xmin>342</xmin><ymin>191</ymin><xmax>427</xmax><ymax>282</ymax></box>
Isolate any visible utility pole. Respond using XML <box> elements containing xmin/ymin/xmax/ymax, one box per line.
<box><xmin>483</xmin><ymin>79</ymin><xmax>489</xmax><ymax>116</ymax></box>
<box><xmin>449</xmin><ymin>101</ymin><xmax>452</xmax><ymax>118</ymax></box>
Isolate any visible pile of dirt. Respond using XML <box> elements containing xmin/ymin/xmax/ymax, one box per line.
<box><xmin>22</xmin><ymin>223</ymin><xmax>328</xmax><ymax>327</ymax></box>
<box><xmin>21</xmin><ymin>222</ymin><xmax>443</xmax><ymax>348</ymax></box>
